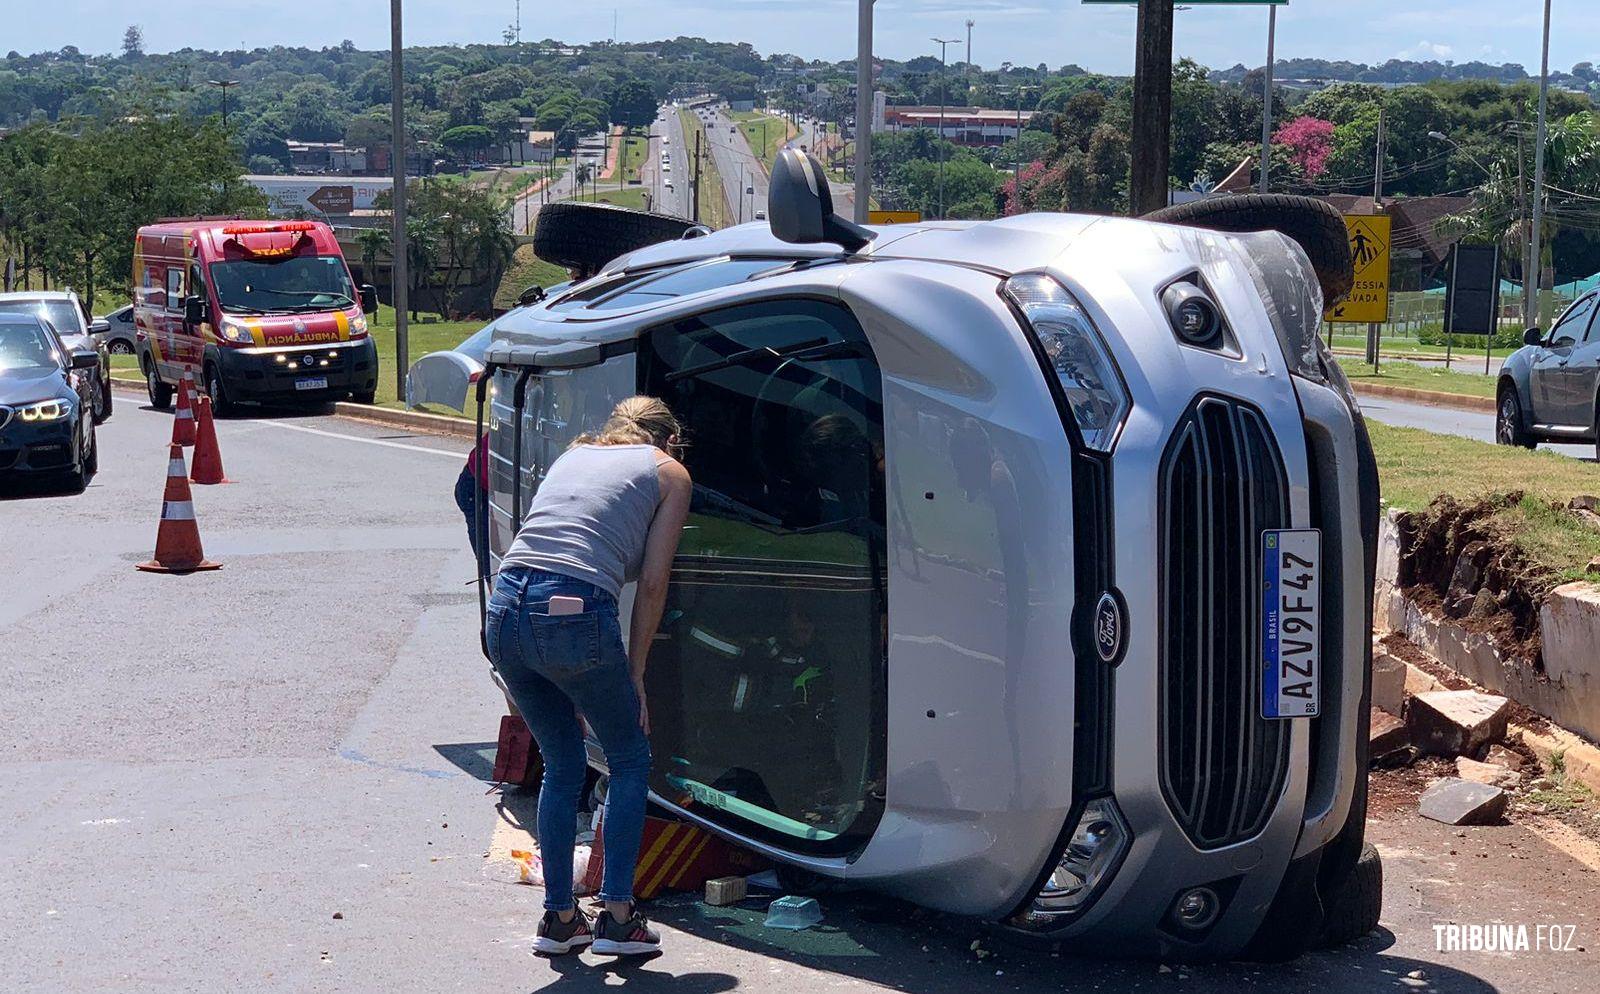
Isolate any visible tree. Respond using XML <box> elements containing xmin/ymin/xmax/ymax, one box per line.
<box><xmin>121</xmin><ymin>25</ymin><xmax>144</xmax><ymax>60</ymax></box>
<box><xmin>440</xmin><ymin>124</ymin><xmax>493</xmax><ymax>161</ymax></box>
<box><xmin>355</xmin><ymin>226</ymin><xmax>390</xmax><ymax>285</ymax></box>
<box><xmin>610</xmin><ymin>78</ymin><xmax>658</xmax><ymax>130</ymax></box>
<box><xmin>1274</xmin><ymin>117</ymin><xmax>1335</xmax><ymax>180</ymax></box>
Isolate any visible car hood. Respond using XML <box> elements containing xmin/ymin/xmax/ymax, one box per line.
<box><xmin>0</xmin><ymin>366</ymin><xmax>72</xmax><ymax>405</ymax></box>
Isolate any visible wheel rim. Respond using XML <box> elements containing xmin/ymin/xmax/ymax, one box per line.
<box><xmin>109</xmin><ymin>341</ymin><xmax>133</xmax><ymax>355</ymax></box>
<box><xmin>1498</xmin><ymin>397</ymin><xmax>1515</xmax><ymax>444</ymax></box>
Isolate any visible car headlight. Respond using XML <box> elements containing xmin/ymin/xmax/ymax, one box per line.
<box><xmin>1003</xmin><ymin>274</ymin><xmax>1130</xmax><ymax>453</ymax></box>
<box><xmin>1021</xmin><ymin>797</ymin><xmax>1131</xmax><ymax>923</ymax></box>
<box><xmin>18</xmin><ymin>399</ymin><xmax>70</xmax><ymax>422</ymax></box>
<box><xmin>1236</xmin><ymin>231</ymin><xmax>1360</xmax><ymax>410</ymax></box>
<box><xmin>350</xmin><ymin>312</ymin><xmax>368</xmax><ymax>335</ymax></box>
<box><xmin>218</xmin><ymin>320</ymin><xmax>254</xmax><ymax>345</ymax></box>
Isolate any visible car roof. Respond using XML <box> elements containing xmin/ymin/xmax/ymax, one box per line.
<box><xmin>0</xmin><ymin>290</ymin><xmax>77</xmax><ymax>300</ymax></box>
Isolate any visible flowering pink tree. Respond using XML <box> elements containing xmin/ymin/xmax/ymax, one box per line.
<box><xmin>1273</xmin><ymin>116</ymin><xmax>1335</xmax><ymax>180</ymax></box>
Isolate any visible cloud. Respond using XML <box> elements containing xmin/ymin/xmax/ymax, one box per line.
<box><xmin>1395</xmin><ymin>39</ymin><xmax>1455</xmax><ymax>60</ymax></box>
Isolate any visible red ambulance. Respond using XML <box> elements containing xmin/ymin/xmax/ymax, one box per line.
<box><xmin>133</xmin><ymin>219</ymin><xmax>379</xmax><ymax>413</ymax></box>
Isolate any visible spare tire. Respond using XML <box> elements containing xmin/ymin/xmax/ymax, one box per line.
<box><xmin>1144</xmin><ymin>193</ymin><xmax>1354</xmax><ymax>305</ymax></box>
<box><xmin>532</xmin><ymin>201</ymin><xmax>697</xmax><ymax>277</ymax></box>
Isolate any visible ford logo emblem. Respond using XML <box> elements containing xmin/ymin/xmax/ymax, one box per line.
<box><xmin>1093</xmin><ymin>591</ymin><xmax>1125</xmax><ymax>664</ymax></box>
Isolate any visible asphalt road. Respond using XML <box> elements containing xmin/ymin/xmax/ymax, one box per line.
<box><xmin>1358</xmin><ymin>394</ymin><xmax>1596</xmax><ymax>460</ymax></box>
<box><xmin>4</xmin><ymin>391</ymin><xmax>1597</xmax><ymax>992</ymax></box>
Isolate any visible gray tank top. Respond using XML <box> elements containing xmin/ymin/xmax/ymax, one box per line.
<box><xmin>500</xmin><ymin>444</ymin><xmax>663</xmax><ymax>598</ymax></box>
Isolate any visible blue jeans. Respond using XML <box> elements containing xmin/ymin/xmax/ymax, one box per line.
<box><xmin>485</xmin><ymin>566</ymin><xmax>651</xmax><ymax>910</ymax></box>
<box><xmin>454</xmin><ymin>466</ymin><xmax>486</xmax><ymax>563</ymax></box>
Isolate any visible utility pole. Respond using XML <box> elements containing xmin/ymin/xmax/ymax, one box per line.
<box><xmin>693</xmin><ymin>129</ymin><xmax>702</xmax><ymax>223</ymax></box>
<box><xmin>965</xmin><ymin>19</ymin><xmax>975</xmax><ymax>104</ymax></box>
<box><xmin>1258</xmin><ymin>5</ymin><xmax>1276</xmax><ymax>193</ymax></box>
<box><xmin>1367</xmin><ymin>107</ymin><xmax>1385</xmax><ymax>368</ymax></box>
<box><xmin>389</xmin><ymin>0</ymin><xmax>408</xmax><ymax>401</ymax></box>
<box><xmin>1518</xmin><ymin>122</ymin><xmax>1534</xmax><ymax>331</ymax></box>
<box><xmin>1529</xmin><ymin>0</ymin><xmax>1553</xmax><ymax>328</ymax></box>
<box><xmin>1130</xmin><ymin>0</ymin><xmax>1176</xmax><ymax>215</ymax></box>
<box><xmin>932</xmin><ymin>36</ymin><xmax>960</xmax><ymax>219</ymax></box>
<box><xmin>854</xmin><ymin>0</ymin><xmax>874</xmax><ymax>223</ymax></box>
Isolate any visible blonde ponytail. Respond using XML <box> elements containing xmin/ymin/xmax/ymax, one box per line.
<box><xmin>572</xmin><ymin>395</ymin><xmax>681</xmax><ymax>450</ymax></box>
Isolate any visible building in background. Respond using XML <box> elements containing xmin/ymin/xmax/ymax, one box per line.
<box><xmin>878</xmin><ymin>105</ymin><xmax>1033</xmax><ymax>146</ymax></box>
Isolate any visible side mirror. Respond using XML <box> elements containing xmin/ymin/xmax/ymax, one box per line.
<box><xmin>89</xmin><ymin>318</ymin><xmax>110</xmax><ymax>334</ymax></box>
<box><xmin>767</xmin><ymin>147</ymin><xmax>875</xmax><ymax>253</ymax></box>
<box><xmin>70</xmin><ymin>350</ymin><xmax>100</xmax><ymax>370</ymax></box>
<box><xmin>183</xmin><ymin>294</ymin><xmax>208</xmax><ymax>326</ymax></box>
<box><xmin>1523</xmin><ymin>328</ymin><xmax>1543</xmax><ymax>347</ymax></box>
<box><xmin>517</xmin><ymin>284</ymin><xmax>547</xmax><ymax>307</ymax></box>
<box><xmin>359</xmin><ymin>284</ymin><xmax>379</xmax><ymax>315</ymax></box>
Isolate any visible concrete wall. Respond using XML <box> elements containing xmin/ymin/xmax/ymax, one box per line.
<box><xmin>1376</xmin><ymin>511</ymin><xmax>1600</xmax><ymax>743</ymax></box>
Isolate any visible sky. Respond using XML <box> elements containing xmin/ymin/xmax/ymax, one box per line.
<box><xmin>7</xmin><ymin>1</ymin><xmax>1595</xmax><ymax>77</ymax></box>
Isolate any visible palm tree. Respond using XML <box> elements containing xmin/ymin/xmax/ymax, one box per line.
<box><xmin>354</xmin><ymin>226</ymin><xmax>390</xmax><ymax>286</ymax></box>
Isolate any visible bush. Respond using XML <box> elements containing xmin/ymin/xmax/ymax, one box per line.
<box><xmin>1416</xmin><ymin>325</ymin><xmax>1526</xmax><ymax>350</ymax></box>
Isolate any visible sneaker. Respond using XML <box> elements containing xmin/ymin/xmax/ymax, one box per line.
<box><xmin>591</xmin><ymin>906</ymin><xmax>661</xmax><ymax>956</ymax></box>
<box><xmin>532</xmin><ymin>908</ymin><xmax>593</xmax><ymax>956</ymax></box>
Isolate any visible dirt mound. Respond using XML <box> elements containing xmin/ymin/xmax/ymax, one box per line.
<box><xmin>1395</xmin><ymin>491</ymin><xmax>1557</xmax><ymax>669</ymax></box>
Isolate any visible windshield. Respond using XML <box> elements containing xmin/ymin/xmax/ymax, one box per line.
<box><xmin>0</xmin><ymin>299</ymin><xmax>84</xmax><ymax>337</ymax></box>
<box><xmin>209</xmin><ymin>256</ymin><xmax>356</xmax><ymax>314</ymax></box>
<box><xmin>0</xmin><ymin>321</ymin><xmax>61</xmax><ymax>372</ymax></box>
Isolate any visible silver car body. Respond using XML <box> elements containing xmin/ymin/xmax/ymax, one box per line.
<box><xmin>479</xmin><ymin>214</ymin><xmax>1376</xmax><ymax>958</ymax></box>
<box><xmin>1498</xmin><ymin>290</ymin><xmax>1600</xmax><ymax>443</ymax></box>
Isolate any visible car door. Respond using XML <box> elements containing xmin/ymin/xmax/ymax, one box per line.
<box><xmin>1564</xmin><ymin>297</ymin><xmax>1600</xmax><ymax>431</ymax></box>
<box><xmin>1531</xmin><ymin>293</ymin><xmax>1595</xmax><ymax>425</ymax></box>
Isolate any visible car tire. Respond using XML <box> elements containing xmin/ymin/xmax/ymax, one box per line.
<box><xmin>95</xmin><ymin>374</ymin><xmax>113</xmax><ymax>424</ymax></box>
<box><xmin>206</xmin><ymin>362</ymin><xmax>235</xmax><ymax>418</ymax></box>
<box><xmin>145</xmin><ymin>357</ymin><xmax>173</xmax><ymax>410</ymax></box>
<box><xmin>1315</xmin><ymin>843</ymin><xmax>1383</xmax><ymax>948</ymax></box>
<box><xmin>350</xmin><ymin>387</ymin><xmax>377</xmax><ymax>405</ymax></box>
<box><xmin>108</xmin><ymin>340</ymin><xmax>134</xmax><ymax>356</ymax></box>
<box><xmin>84</xmin><ymin>420</ymin><xmax>98</xmax><ymax>477</ymax></box>
<box><xmin>1142</xmin><ymin>193</ymin><xmax>1355</xmax><ymax>306</ymax></box>
<box><xmin>1496</xmin><ymin>385</ymin><xmax>1536</xmax><ymax>449</ymax></box>
<box><xmin>532</xmin><ymin>201</ymin><xmax>697</xmax><ymax>277</ymax></box>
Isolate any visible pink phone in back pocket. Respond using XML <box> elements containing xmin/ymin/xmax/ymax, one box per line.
<box><xmin>548</xmin><ymin>595</ymin><xmax>585</xmax><ymax>616</ymax></box>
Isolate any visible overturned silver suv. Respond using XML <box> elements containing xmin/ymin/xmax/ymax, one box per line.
<box><xmin>476</xmin><ymin>151</ymin><xmax>1380</xmax><ymax>960</ymax></box>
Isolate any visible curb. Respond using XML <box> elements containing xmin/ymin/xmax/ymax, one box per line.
<box><xmin>111</xmin><ymin>376</ymin><xmax>476</xmax><ymax>440</ymax></box>
<box><xmin>1350</xmin><ymin>381</ymin><xmax>1496</xmax><ymax>413</ymax></box>
<box><xmin>1385</xmin><ymin>654</ymin><xmax>1600</xmax><ymax>797</ymax></box>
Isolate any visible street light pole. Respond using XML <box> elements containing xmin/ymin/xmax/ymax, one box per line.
<box><xmin>932</xmin><ymin>36</ymin><xmax>960</xmax><ymax>220</ymax></box>
<box><xmin>207</xmin><ymin>79</ymin><xmax>239</xmax><ymax>128</ymax></box>
<box><xmin>854</xmin><ymin>0</ymin><xmax>874</xmax><ymax>223</ymax></box>
<box><xmin>389</xmin><ymin>0</ymin><xmax>409</xmax><ymax>403</ymax></box>
<box><xmin>1529</xmin><ymin>0</ymin><xmax>1553</xmax><ymax>329</ymax></box>
<box><xmin>1130</xmin><ymin>0</ymin><xmax>1175</xmax><ymax>215</ymax></box>
<box><xmin>1258</xmin><ymin>5</ymin><xmax>1276</xmax><ymax>193</ymax></box>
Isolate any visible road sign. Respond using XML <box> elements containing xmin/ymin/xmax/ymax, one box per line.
<box><xmin>307</xmin><ymin>185</ymin><xmax>355</xmax><ymax>215</ymax></box>
<box><xmin>1445</xmin><ymin>244</ymin><xmax>1502</xmax><ymax>336</ymax></box>
<box><xmin>1327</xmin><ymin>213</ymin><xmax>1392</xmax><ymax>324</ymax></box>
<box><xmin>868</xmin><ymin>210</ymin><xmax>922</xmax><ymax>224</ymax></box>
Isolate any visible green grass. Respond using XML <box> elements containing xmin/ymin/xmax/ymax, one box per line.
<box><xmin>730</xmin><ymin>111</ymin><xmax>795</xmax><ymax>166</ymax></box>
<box><xmin>1338</xmin><ymin>359</ymin><xmax>1498</xmax><ymax>399</ymax></box>
<box><xmin>679</xmin><ymin>108</ymin><xmax>730</xmax><ymax>229</ymax></box>
<box><xmin>494</xmin><ymin>244</ymin><xmax>570</xmax><ymax>311</ymax></box>
<box><xmin>1330</xmin><ymin>333</ymin><xmax>1518</xmax><ymax>359</ymax></box>
<box><xmin>1367</xmin><ymin>420</ymin><xmax>1600</xmax><ymax>581</ymax></box>
<box><xmin>572</xmin><ymin>186</ymin><xmax>653</xmax><ymax>211</ymax></box>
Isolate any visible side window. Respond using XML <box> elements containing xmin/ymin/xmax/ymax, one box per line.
<box><xmin>189</xmin><ymin>263</ymin><xmax>206</xmax><ymax>302</ymax></box>
<box><xmin>1549</xmin><ymin>294</ymin><xmax>1594</xmax><ymax>347</ymax></box>
<box><xmin>637</xmin><ymin>297</ymin><xmax>888</xmax><ymax>855</ymax></box>
<box><xmin>164</xmin><ymin>267</ymin><xmax>185</xmax><ymax>311</ymax></box>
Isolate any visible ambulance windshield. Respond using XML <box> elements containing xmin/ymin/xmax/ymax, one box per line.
<box><xmin>210</xmin><ymin>256</ymin><xmax>355</xmax><ymax>314</ymax></box>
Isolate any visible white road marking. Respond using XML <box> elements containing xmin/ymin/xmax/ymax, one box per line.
<box><xmin>252</xmin><ymin>418</ymin><xmax>466</xmax><ymax>459</ymax></box>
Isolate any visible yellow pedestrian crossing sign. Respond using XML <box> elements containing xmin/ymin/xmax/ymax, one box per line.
<box><xmin>1328</xmin><ymin>213</ymin><xmax>1392</xmax><ymax>323</ymax></box>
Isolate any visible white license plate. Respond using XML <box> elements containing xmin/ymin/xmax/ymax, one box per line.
<box><xmin>294</xmin><ymin>377</ymin><xmax>328</xmax><ymax>391</ymax></box>
<box><xmin>1261</xmin><ymin>528</ymin><xmax>1321</xmax><ymax>719</ymax></box>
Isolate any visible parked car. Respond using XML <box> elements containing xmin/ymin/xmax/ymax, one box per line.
<box><xmin>0</xmin><ymin>312</ymin><xmax>100</xmax><ymax>492</ymax></box>
<box><xmin>94</xmin><ymin>304</ymin><xmax>138</xmax><ymax>354</ymax></box>
<box><xmin>479</xmin><ymin>160</ymin><xmax>1379</xmax><ymax>960</ymax></box>
<box><xmin>0</xmin><ymin>290</ymin><xmax>111</xmax><ymax>424</ymax></box>
<box><xmin>1496</xmin><ymin>291</ymin><xmax>1600</xmax><ymax>455</ymax></box>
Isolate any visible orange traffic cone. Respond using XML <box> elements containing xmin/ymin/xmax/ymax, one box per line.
<box><xmin>190</xmin><ymin>394</ymin><xmax>231</xmax><ymax>485</ymax></box>
<box><xmin>171</xmin><ymin>370</ymin><xmax>197</xmax><ymax>447</ymax></box>
<box><xmin>137</xmin><ymin>443</ymin><xmax>222</xmax><ymax>574</ymax></box>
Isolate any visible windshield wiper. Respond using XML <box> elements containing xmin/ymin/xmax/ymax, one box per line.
<box><xmin>249</xmin><ymin>288</ymin><xmax>356</xmax><ymax>307</ymax></box>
